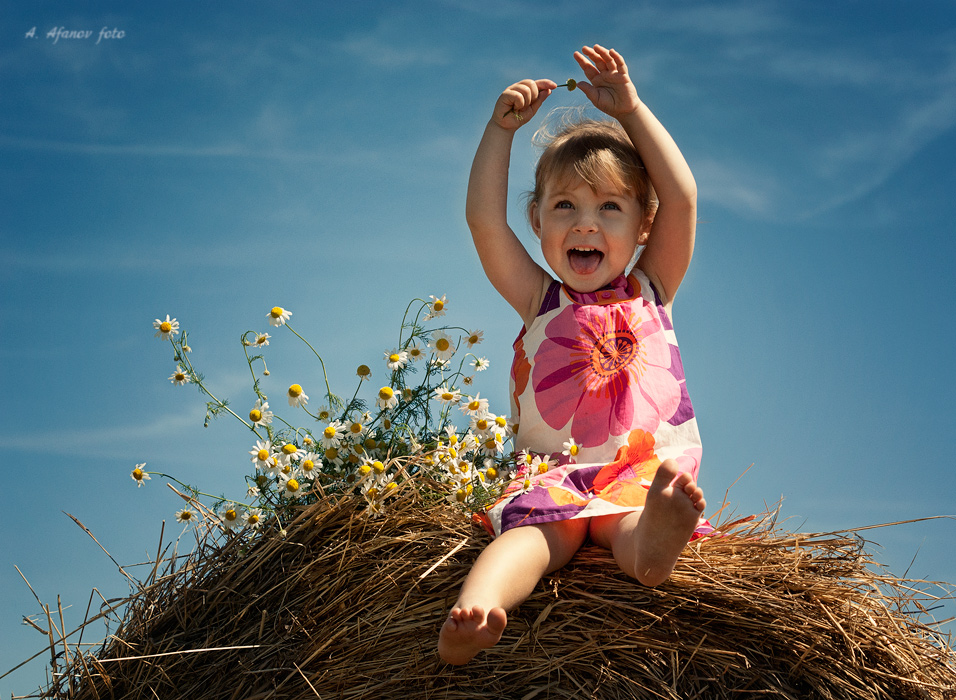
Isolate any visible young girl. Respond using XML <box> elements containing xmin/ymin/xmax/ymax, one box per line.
<box><xmin>438</xmin><ymin>45</ymin><xmax>707</xmax><ymax>666</ymax></box>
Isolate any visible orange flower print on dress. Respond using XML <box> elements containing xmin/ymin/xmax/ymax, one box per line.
<box><xmin>511</xmin><ymin>331</ymin><xmax>531</xmax><ymax>419</ymax></box>
<box><xmin>532</xmin><ymin>303</ymin><xmax>681</xmax><ymax>447</ymax></box>
<box><xmin>591</xmin><ymin>429</ymin><xmax>661</xmax><ymax>505</ymax></box>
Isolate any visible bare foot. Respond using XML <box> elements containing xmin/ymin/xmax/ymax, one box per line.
<box><xmin>437</xmin><ymin>604</ymin><xmax>507</xmax><ymax>665</ymax></box>
<box><xmin>632</xmin><ymin>460</ymin><xmax>705</xmax><ymax>587</ymax></box>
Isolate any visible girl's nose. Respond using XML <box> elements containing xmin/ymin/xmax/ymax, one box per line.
<box><xmin>573</xmin><ymin>215</ymin><xmax>598</xmax><ymax>233</ymax></box>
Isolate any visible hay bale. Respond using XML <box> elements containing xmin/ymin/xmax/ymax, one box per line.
<box><xmin>40</xmin><ymin>486</ymin><xmax>956</xmax><ymax>700</ymax></box>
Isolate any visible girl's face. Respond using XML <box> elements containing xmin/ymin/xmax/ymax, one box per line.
<box><xmin>530</xmin><ymin>176</ymin><xmax>650</xmax><ymax>293</ymax></box>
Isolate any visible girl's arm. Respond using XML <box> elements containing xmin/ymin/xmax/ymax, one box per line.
<box><xmin>574</xmin><ymin>45</ymin><xmax>697</xmax><ymax>305</ymax></box>
<box><xmin>466</xmin><ymin>79</ymin><xmax>556</xmax><ymax>327</ymax></box>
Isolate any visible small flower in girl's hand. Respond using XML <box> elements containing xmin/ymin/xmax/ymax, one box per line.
<box><xmin>557</xmin><ymin>78</ymin><xmax>577</xmax><ymax>91</ymax></box>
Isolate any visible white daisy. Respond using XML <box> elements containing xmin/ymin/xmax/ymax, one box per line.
<box><xmin>406</xmin><ymin>343</ymin><xmax>426</xmax><ymax>362</ymax></box>
<box><xmin>175</xmin><ymin>506</ymin><xmax>196</xmax><ymax>523</ymax></box>
<box><xmin>315</xmin><ymin>405</ymin><xmax>333</xmax><ymax>424</ymax></box>
<box><xmin>531</xmin><ymin>454</ymin><xmax>555</xmax><ymax>475</ymax></box>
<box><xmin>376</xmin><ymin>386</ymin><xmax>399</xmax><ymax>410</ymax></box>
<box><xmin>320</xmin><ymin>420</ymin><xmax>347</xmax><ymax>449</ymax></box>
<box><xmin>424</xmin><ymin>294</ymin><xmax>447</xmax><ymax>321</ymax></box>
<box><xmin>168</xmin><ymin>366</ymin><xmax>190</xmax><ymax>385</ymax></box>
<box><xmin>384</xmin><ymin>349</ymin><xmax>409</xmax><ymax>371</ymax></box>
<box><xmin>153</xmin><ymin>315</ymin><xmax>180</xmax><ymax>340</ymax></box>
<box><xmin>472</xmin><ymin>356</ymin><xmax>491</xmax><ymax>372</ymax></box>
<box><xmin>287</xmin><ymin>383</ymin><xmax>308</xmax><ymax>408</ymax></box>
<box><xmin>267</xmin><ymin>306</ymin><xmax>292</xmax><ymax>327</ymax></box>
<box><xmin>248</xmin><ymin>399</ymin><xmax>273</xmax><ymax>427</ymax></box>
<box><xmin>253</xmin><ymin>333</ymin><xmax>271</xmax><ymax>347</ymax></box>
<box><xmin>460</xmin><ymin>393</ymin><xmax>489</xmax><ymax>417</ymax></box>
<box><xmin>299</xmin><ymin>452</ymin><xmax>320</xmax><ymax>479</ymax></box>
<box><xmin>428</xmin><ymin>331</ymin><xmax>456</xmax><ymax>361</ymax></box>
<box><xmin>130</xmin><ymin>464</ymin><xmax>150</xmax><ymax>487</ymax></box>
<box><xmin>562</xmin><ymin>437</ymin><xmax>581</xmax><ymax>462</ymax></box>
<box><xmin>278</xmin><ymin>472</ymin><xmax>309</xmax><ymax>499</ymax></box>
<box><xmin>249</xmin><ymin>440</ymin><xmax>274</xmax><ymax>470</ymax></box>
<box><xmin>356</xmin><ymin>364</ymin><xmax>372</xmax><ymax>382</ymax></box>
<box><xmin>433</xmin><ymin>386</ymin><xmax>462</xmax><ymax>405</ymax></box>
<box><xmin>464</xmin><ymin>329</ymin><xmax>484</xmax><ymax>347</ymax></box>
<box><xmin>220</xmin><ymin>505</ymin><xmax>241</xmax><ymax>529</ymax></box>
<box><xmin>277</xmin><ymin>441</ymin><xmax>304</xmax><ymax>465</ymax></box>
<box><xmin>243</xmin><ymin>508</ymin><xmax>264</xmax><ymax>529</ymax></box>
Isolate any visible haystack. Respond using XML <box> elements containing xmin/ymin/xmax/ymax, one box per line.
<box><xmin>25</xmin><ymin>482</ymin><xmax>956</xmax><ymax>700</ymax></box>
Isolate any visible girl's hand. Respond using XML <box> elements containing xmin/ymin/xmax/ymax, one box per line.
<box><xmin>492</xmin><ymin>79</ymin><xmax>557</xmax><ymax>130</ymax></box>
<box><xmin>573</xmin><ymin>45</ymin><xmax>640</xmax><ymax>119</ymax></box>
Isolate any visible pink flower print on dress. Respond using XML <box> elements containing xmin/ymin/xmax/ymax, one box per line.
<box><xmin>531</xmin><ymin>302</ymin><xmax>681</xmax><ymax>447</ymax></box>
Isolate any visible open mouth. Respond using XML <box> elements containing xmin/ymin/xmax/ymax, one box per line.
<box><xmin>567</xmin><ymin>247</ymin><xmax>604</xmax><ymax>275</ymax></box>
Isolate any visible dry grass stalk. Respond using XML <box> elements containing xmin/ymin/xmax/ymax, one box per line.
<box><xmin>19</xmin><ymin>478</ymin><xmax>956</xmax><ymax>700</ymax></box>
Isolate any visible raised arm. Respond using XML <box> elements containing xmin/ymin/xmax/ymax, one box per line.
<box><xmin>573</xmin><ymin>45</ymin><xmax>697</xmax><ymax>305</ymax></box>
<box><xmin>466</xmin><ymin>79</ymin><xmax>557</xmax><ymax>326</ymax></box>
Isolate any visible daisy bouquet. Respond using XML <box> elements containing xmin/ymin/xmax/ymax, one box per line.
<box><xmin>138</xmin><ymin>297</ymin><xmax>517</xmax><ymax>536</ymax></box>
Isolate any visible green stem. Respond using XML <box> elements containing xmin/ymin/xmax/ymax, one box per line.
<box><xmin>284</xmin><ymin>323</ymin><xmax>335</xmax><ymax>406</ymax></box>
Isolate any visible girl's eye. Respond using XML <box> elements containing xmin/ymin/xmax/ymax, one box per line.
<box><xmin>555</xmin><ymin>200</ymin><xmax>573</xmax><ymax>209</ymax></box>
<box><xmin>601</xmin><ymin>201</ymin><xmax>621</xmax><ymax>211</ymax></box>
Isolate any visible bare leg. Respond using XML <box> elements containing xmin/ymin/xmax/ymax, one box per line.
<box><xmin>590</xmin><ymin>459</ymin><xmax>705</xmax><ymax>587</ymax></box>
<box><xmin>438</xmin><ymin>517</ymin><xmax>588</xmax><ymax>665</ymax></box>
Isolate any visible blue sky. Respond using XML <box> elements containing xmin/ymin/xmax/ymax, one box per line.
<box><xmin>3</xmin><ymin>0</ymin><xmax>956</xmax><ymax>693</ymax></box>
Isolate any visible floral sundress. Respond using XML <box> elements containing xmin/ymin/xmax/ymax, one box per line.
<box><xmin>481</xmin><ymin>269</ymin><xmax>709</xmax><ymax>538</ymax></box>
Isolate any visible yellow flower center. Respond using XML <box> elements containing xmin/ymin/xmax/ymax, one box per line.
<box><xmin>389</xmin><ymin>353</ymin><xmax>401</xmax><ymax>363</ymax></box>
<box><xmin>359</xmin><ymin>464</ymin><xmax>372</xmax><ymax>476</ymax></box>
<box><xmin>372</xmin><ymin>460</ymin><xmax>385</xmax><ymax>474</ymax></box>
<box><xmin>455</xmin><ymin>488</ymin><xmax>467</xmax><ymax>503</ymax></box>
<box><xmin>433</xmin><ymin>300</ymin><xmax>444</xmax><ymax>312</ymax></box>
<box><xmin>350</xmin><ymin>422</ymin><xmax>363</xmax><ymax>434</ymax></box>
<box><xmin>476</xmin><ymin>419</ymin><xmax>489</xmax><ymax>431</ymax></box>
<box><xmin>247</xmin><ymin>513</ymin><xmax>259</xmax><ymax>525</ymax></box>
<box><xmin>537</xmin><ymin>462</ymin><xmax>549</xmax><ymax>474</ymax></box>
<box><xmin>180</xmin><ymin>510</ymin><xmax>192</xmax><ymax>520</ymax></box>
<box><xmin>382</xmin><ymin>418</ymin><xmax>392</xmax><ymax>430</ymax></box>
<box><xmin>442</xmin><ymin>392</ymin><xmax>454</xmax><ymax>401</ymax></box>
<box><xmin>224</xmin><ymin>509</ymin><xmax>237</xmax><ymax>521</ymax></box>
<box><xmin>379</xmin><ymin>387</ymin><xmax>394</xmax><ymax>400</ymax></box>
<box><xmin>257</xmin><ymin>449</ymin><xmax>269</xmax><ymax>461</ymax></box>
<box><xmin>385</xmin><ymin>482</ymin><xmax>397</xmax><ymax>492</ymax></box>
<box><xmin>288</xmin><ymin>384</ymin><xmax>303</xmax><ymax>398</ymax></box>
<box><xmin>159</xmin><ymin>321</ymin><xmax>172</xmax><ymax>333</ymax></box>
<box><xmin>484</xmin><ymin>439</ymin><xmax>497</xmax><ymax>450</ymax></box>
<box><xmin>569</xmin><ymin>444</ymin><xmax>579</xmax><ymax>456</ymax></box>
<box><xmin>301</xmin><ymin>459</ymin><xmax>314</xmax><ymax>472</ymax></box>
<box><xmin>132</xmin><ymin>468</ymin><xmax>144</xmax><ymax>480</ymax></box>
<box><xmin>286</xmin><ymin>478</ymin><xmax>300</xmax><ymax>492</ymax></box>
<box><xmin>364</xmin><ymin>437</ymin><xmax>377</xmax><ymax>450</ymax></box>
<box><xmin>175</xmin><ymin>372</ymin><xmax>186</xmax><ymax>381</ymax></box>
<box><xmin>468</xmin><ymin>334</ymin><xmax>479</xmax><ymax>344</ymax></box>
<box><xmin>495</xmin><ymin>416</ymin><xmax>507</xmax><ymax>428</ymax></box>
<box><xmin>435</xmin><ymin>338</ymin><xmax>450</xmax><ymax>352</ymax></box>
<box><xmin>324</xmin><ymin>426</ymin><xmax>337</xmax><ymax>439</ymax></box>
<box><xmin>282</xmin><ymin>443</ymin><xmax>297</xmax><ymax>455</ymax></box>
<box><xmin>357</xmin><ymin>364</ymin><xmax>371</xmax><ymax>377</ymax></box>
<box><xmin>325</xmin><ymin>447</ymin><xmax>339</xmax><ymax>459</ymax></box>
<box><xmin>487</xmin><ymin>466</ymin><xmax>498</xmax><ymax>480</ymax></box>
<box><xmin>468</xmin><ymin>400</ymin><xmax>480</xmax><ymax>411</ymax></box>
<box><xmin>270</xmin><ymin>307</ymin><xmax>284</xmax><ymax>318</ymax></box>
<box><xmin>249</xmin><ymin>409</ymin><xmax>262</xmax><ymax>422</ymax></box>
<box><xmin>281</xmin><ymin>464</ymin><xmax>291</xmax><ymax>475</ymax></box>
<box><xmin>367</xmin><ymin>487</ymin><xmax>380</xmax><ymax>499</ymax></box>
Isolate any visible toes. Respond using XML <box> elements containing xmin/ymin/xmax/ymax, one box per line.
<box><xmin>487</xmin><ymin>607</ymin><xmax>507</xmax><ymax>634</ymax></box>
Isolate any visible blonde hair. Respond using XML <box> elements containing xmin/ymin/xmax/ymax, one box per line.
<box><xmin>527</xmin><ymin>108</ymin><xmax>657</xmax><ymax>225</ymax></box>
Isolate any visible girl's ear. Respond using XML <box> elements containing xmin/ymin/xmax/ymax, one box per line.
<box><xmin>636</xmin><ymin>210</ymin><xmax>654</xmax><ymax>246</ymax></box>
<box><xmin>528</xmin><ymin>201</ymin><xmax>542</xmax><ymax>239</ymax></box>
